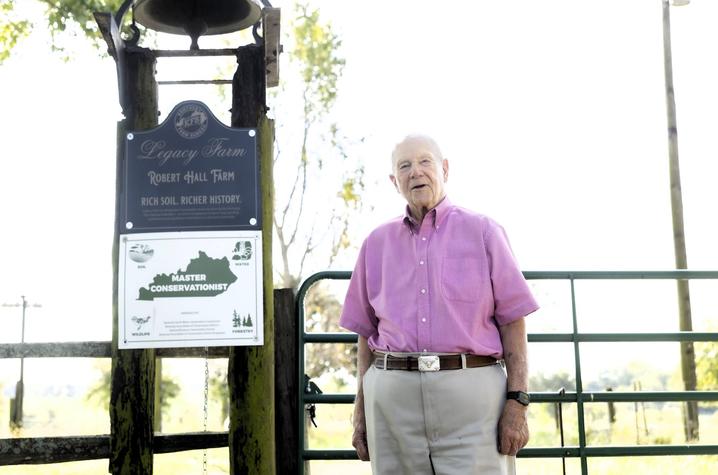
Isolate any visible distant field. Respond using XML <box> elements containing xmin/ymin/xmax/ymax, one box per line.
<box><xmin>0</xmin><ymin>379</ymin><xmax>233</xmax><ymax>474</ymax></box>
<box><xmin>1</xmin><ymin>380</ymin><xmax>717</xmax><ymax>474</ymax></box>
<box><xmin>304</xmin><ymin>396</ymin><xmax>718</xmax><ymax>475</ymax></box>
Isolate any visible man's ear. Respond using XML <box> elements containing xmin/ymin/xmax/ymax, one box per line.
<box><xmin>442</xmin><ymin>159</ymin><xmax>449</xmax><ymax>182</ymax></box>
<box><xmin>389</xmin><ymin>174</ymin><xmax>399</xmax><ymax>192</ymax></box>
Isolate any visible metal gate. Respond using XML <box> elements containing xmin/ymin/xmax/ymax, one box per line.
<box><xmin>297</xmin><ymin>270</ymin><xmax>718</xmax><ymax>474</ymax></box>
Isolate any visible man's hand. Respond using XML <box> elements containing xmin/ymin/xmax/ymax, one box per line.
<box><xmin>497</xmin><ymin>400</ymin><xmax>529</xmax><ymax>456</ymax></box>
<box><xmin>352</xmin><ymin>335</ymin><xmax>372</xmax><ymax>461</ymax></box>
<box><xmin>352</xmin><ymin>405</ymin><xmax>370</xmax><ymax>461</ymax></box>
<box><xmin>497</xmin><ymin>318</ymin><xmax>530</xmax><ymax>456</ymax></box>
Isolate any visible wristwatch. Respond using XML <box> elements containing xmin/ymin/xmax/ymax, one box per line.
<box><xmin>506</xmin><ymin>391</ymin><xmax>530</xmax><ymax>406</ymax></box>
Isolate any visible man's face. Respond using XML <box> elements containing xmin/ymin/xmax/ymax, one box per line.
<box><xmin>390</xmin><ymin>137</ymin><xmax>449</xmax><ymax>216</ymax></box>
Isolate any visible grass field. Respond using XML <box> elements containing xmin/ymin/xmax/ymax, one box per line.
<box><xmin>0</xmin><ymin>385</ymin><xmax>234</xmax><ymax>475</ymax></box>
<box><xmin>1</xmin><ymin>376</ymin><xmax>717</xmax><ymax>474</ymax></box>
<box><xmin>304</xmin><ymin>397</ymin><xmax>718</xmax><ymax>475</ymax></box>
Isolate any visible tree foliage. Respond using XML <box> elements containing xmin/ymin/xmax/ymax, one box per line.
<box><xmin>303</xmin><ymin>284</ymin><xmax>356</xmax><ymax>387</ymax></box>
<box><xmin>0</xmin><ymin>0</ymin><xmax>126</xmax><ymax>62</ymax></box>
<box><xmin>530</xmin><ymin>371</ymin><xmax>576</xmax><ymax>393</ymax></box>
<box><xmin>4</xmin><ymin>0</ymin><xmax>366</xmax><ymax>393</ymax></box>
<box><xmin>291</xmin><ymin>4</ymin><xmax>343</xmax><ymax>125</ymax></box>
<box><xmin>0</xmin><ymin>1</ymin><xmax>31</xmax><ymax>63</ymax></box>
<box><xmin>270</xmin><ymin>3</ymin><xmax>365</xmax><ymax>386</ymax></box>
<box><xmin>273</xmin><ymin>2</ymin><xmax>365</xmax><ymax>290</ymax></box>
<box><xmin>696</xmin><ymin>337</ymin><xmax>718</xmax><ymax>391</ymax></box>
<box><xmin>209</xmin><ymin>367</ymin><xmax>230</xmax><ymax>426</ymax></box>
<box><xmin>86</xmin><ymin>362</ymin><xmax>180</xmax><ymax>412</ymax></box>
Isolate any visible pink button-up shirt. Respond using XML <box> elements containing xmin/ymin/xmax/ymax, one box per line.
<box><xmin>339</xmin><ymin>197</ymin><xmax>538</xmax><ymax>358</ymax></box>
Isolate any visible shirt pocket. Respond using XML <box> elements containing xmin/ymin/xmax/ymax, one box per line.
<box><xmin>441</xmin><ymin>257</ymin><xmax>483</xmax><ymax>302</ymax></box>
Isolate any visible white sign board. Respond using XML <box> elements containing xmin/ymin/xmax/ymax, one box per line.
<box><xmin>118</xmin><ymin>230</ymin><xmax>263</xmax><ymax>349</ymax></box>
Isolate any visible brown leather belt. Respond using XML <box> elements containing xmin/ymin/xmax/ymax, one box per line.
<box><xmin>373</xmin><ymin>353</ymin><xmax>499</xmax><ymax>371</ymax></box>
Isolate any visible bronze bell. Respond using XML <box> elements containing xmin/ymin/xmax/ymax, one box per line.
<box><xmin>134</xmin><ymin>0</ymin><xmax>262</xmax><ymax>49</ymax></box>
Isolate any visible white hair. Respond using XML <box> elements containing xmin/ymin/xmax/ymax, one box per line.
<box><xmin>391</xmin><ymin>134</ymin><xmax>444</xmax><ymax>171</ymax></box>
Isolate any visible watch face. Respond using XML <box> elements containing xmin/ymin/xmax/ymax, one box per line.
<box><xmin>508</xmin><ymin>391</ymin><xmax>530</xmax><ymax>406</ymax></box>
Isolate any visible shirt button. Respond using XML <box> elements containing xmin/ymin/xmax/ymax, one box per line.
<box><xmin>420</xmin><ymin>288</ymin><xmax>426</xmax><ymax>294</ymax></box>
<box><xmin>423</xmin><ymin>349</ymin><xmax>428</xmax><ymax>352</ymax></box>
<box><xmin>421</xmin><ymin>237</ymin><xmax>427</xmax><ymax>241</ymax></box>
<box><xmin>419</xmin><ymin>260</ymin><xmax>425</xmax><ymax>265</ymax></box>
<box><xmin>421</xmin><ymin>318</ymin><xmax>426</xmax><ymax>322</ymax></box>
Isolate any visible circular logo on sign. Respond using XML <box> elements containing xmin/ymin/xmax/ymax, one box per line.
<box><xmin>174</xmin><ymin>103</ymin><xmax>208</xmax><ymax>139</ymax></box>
<box><xmin>129</xmin><ymin>244</ymin><xmax>154</xmax><ymax>263</ymax></box>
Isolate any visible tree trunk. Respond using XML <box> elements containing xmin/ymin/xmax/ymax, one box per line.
<box><xmin>662</xmin><ymin>0</ymin><xmax>699</xmax><ymax>442</ymax></box>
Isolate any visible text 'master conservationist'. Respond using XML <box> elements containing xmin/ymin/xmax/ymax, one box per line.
<box><xmin>339</xmin><ymin>134</ymin><xmax>539</xmax><ymax>474</ymax></box>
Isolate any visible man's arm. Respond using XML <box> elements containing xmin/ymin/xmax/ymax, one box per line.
<box><xmin>497</xmin><ymin>317</ymin><xmax>529</xmax><ymax>456</ymax></box>
<box><xmin>352</xmin><ymin>335</ymin><xmax>372</xmax><ymax>461</ymax></box>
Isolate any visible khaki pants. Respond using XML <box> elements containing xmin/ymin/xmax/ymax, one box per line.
<box><xmin>362</xmin><ymin>361</ymin><xmax>515</xmax><ymax>475</ymax></box>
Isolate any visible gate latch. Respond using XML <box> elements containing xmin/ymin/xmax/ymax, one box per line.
<box><xmin>304</xmin><ymin>374</ymin><xmax>323</xmax><ymax>428</ymax></box>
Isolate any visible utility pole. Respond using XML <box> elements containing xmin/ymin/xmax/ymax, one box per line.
<box><xmin>1</xmin><ymin>296</ymin><xmax>42</xmax><ymax>429</ymax></box>
<box><xmin>661</xmin><ymin>0</ymin><xmax>699</xmax><ymax>442</ymax></box>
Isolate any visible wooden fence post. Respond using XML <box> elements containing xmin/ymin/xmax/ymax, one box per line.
<box><xmin>228</xmin><ymin>44</ymin><xmax>276</xmax><ymax>475</ymax></box>
<box><xmin>110</xmin><ymin>47</ymin><xmax>158</xmax><ymax>475</ymax></box>
<box><xmin>274</xmin><ymin>288</ymin><xmax>298</xmax><ymax>474</ymax></box>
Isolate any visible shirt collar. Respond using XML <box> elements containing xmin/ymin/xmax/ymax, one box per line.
<box><xmin>402</xmin><ymin>196</ymin><xmax>452</xmax><ymax>233</ymax></box>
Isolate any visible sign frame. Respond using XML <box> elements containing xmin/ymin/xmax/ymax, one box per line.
<box><xmin>118</xmin><ymin>230</ymin><xmax>263</xmax><ymax>349</ymax></box>
<box><xmin>121</xmin><ymin>100</ymin><xmax>261</xmax><ymax>234</ymax></box>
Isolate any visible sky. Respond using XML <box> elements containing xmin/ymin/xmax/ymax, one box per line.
<box><xmin>1</xmin><ymin>0</ymin><xmax>718</xmax><ymax>390</ymax></box>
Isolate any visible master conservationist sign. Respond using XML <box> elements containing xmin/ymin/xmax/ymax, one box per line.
<box><xmin>118</xmin><ymin>231</ymin><xmax>263</xmax><ymax>349</ymax></box>
<box><xmin>121</xmin><ymin>100</ymin><xmax>260</xmax><ymax>233</ymax></box>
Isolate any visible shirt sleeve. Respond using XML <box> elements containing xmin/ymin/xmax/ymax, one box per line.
<box><xmin>339</xmin><ymin>238</ymin><xmax>379</xmax><ymax>338</ymax></box>
<box><xmin>485</xmin><ymin>222</ymin><xmax>539</xmax><ymax>325</ymax></box>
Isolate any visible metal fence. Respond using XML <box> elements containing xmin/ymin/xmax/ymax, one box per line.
<box><xmin>297</xmin><ymin>270</ymin><xmax>718</xmax><ymax>475</ymax></box>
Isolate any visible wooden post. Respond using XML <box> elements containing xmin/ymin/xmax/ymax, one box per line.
<box><xmin>228</xmin><ymin>44</ymin><xmax>276</xmax><ymax>475</ymax></box>
<box><xmin>110</xmin><ymin>47</ymin><xmax>158</xmax><ymax>475</ymax></box>
<box><xmin>154</xmin><ymin>359</ymin><xmax>163</xmax><ymax>432</ymax></box>
<box><xmin>274</xmin><ymin>288</ymin><xmax>298</xmax><ymax>475</ymax></box>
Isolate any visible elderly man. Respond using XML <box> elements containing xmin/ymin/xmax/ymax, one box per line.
<box><xmin>339</xmin><ymin>134</ymin><xmax>539</xmax><ymax>474</ymax></box>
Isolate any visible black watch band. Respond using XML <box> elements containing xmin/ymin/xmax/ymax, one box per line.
<box><xmin>506</xmin><ymin>391</ymin><xmax>530</xmax><ymax>406</ymax></box>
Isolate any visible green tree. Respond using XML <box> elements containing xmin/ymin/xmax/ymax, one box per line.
<box><xmin>86</xmin><ymin>361</ymin><xmax>179</xmax><ymax>414</ymax></box>
<box><xmin>273</xmin><ymin>2</ymin><xmax>365</xmax><ymax>290</ymax></box>
<box><xmin>0</xmin><ymin>1</ymin><xmax>30</xmax><ymax>63</ymax></box>
<box><xmin>697</xmin><ymin>343</ymin><xmax>718</xmax><ymax>389</ymax></box>
<box><xmin>2</xmin><ymin>1</ymin><xmax>366</xmax><ymax>286</ymax></box>
<box><xmin>270</xmin><ymin>3</ymin><xmax>366</xmax><ymax>389</ymax></box>
<box><xmin>696</xmin><ymin>326</ymin><xmax>718</xmax><ymax>399</ymax></box>
<box><xmin>0</xmin><ymin>0</ymin><xmax>126</xmax><ymax>63</ymax></box>
<box><xmin>530</xmin><ymin>371</ymin><xmax>576</xmax><ymax>393</ymax></box>
<box><xmin>209</xmin><ymin>367</ymin><xmax>230</xmax><ymax>427</ymax></box>
<box><xmin>5</xmin><ymin>0</ymin><xmax>365</xmax><ymax>414</ymax></box>
<box><xmin>86</xmin><ymin>361</ymin><xmax>179</xmax><ymax>432</ymax></box>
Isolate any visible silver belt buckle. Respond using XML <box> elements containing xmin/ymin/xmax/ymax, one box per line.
<box><xmin>418</xmin><ymin>355</ymin><xmax>440</xmax><ymax>372</ymax></box>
